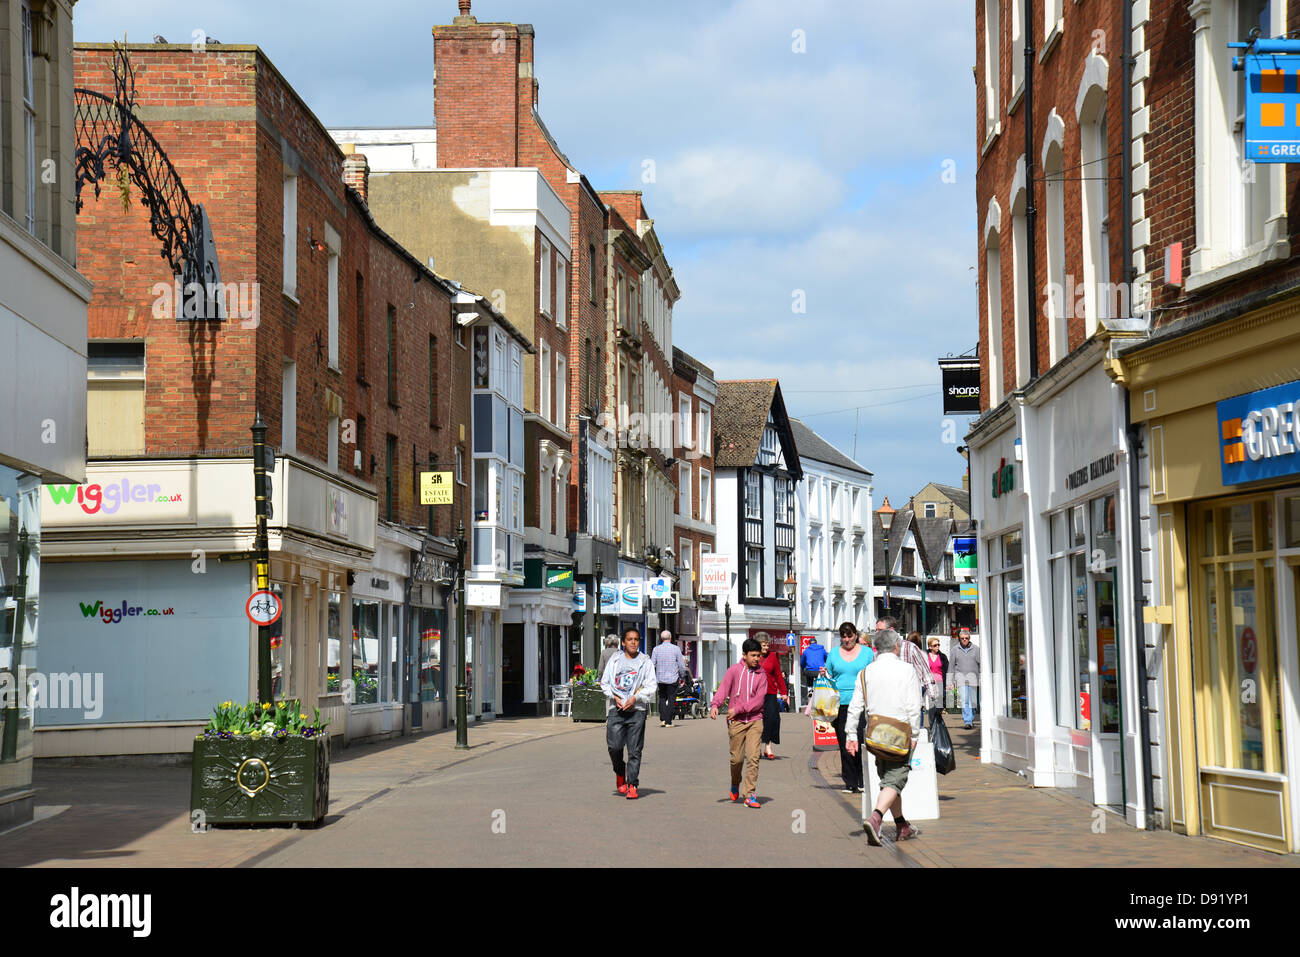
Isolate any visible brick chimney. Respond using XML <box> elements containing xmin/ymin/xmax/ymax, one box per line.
<box><xmin>341</xmin><ymin>148</ymin><xmax>370</xmax><ymax>204</ymax></box>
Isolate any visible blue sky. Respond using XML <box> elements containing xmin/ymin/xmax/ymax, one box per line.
<box><xmin>76</xmin><ymin>0</ymin><xmax>978</xmax><ymax>508</ymax></box>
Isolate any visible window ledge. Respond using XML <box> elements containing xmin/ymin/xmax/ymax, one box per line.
<box><xmin>282</xmin><ymin>290</ymin><xmax>299</xmax><ymax>307</ymax></box>
<box><xmin>1008</xmin><ymin>80</ymin><xmax>1025</xmax><ymax>116</ymax></box>
<box><xmin>1186</xmin><ymin>228</ymin><xmax>1290</xmax><ymax>294</ymax></box>
<box><xmin>327</xmin><ymin>363</ymin><xmax>341</xmax><ymax>375</ymax></box>
<box><xmin>980</xmin><ymin>122</ymin><xmax>1002</xmax><ymax>159</ymax></box>
<box><xmin>1039</xmin><ymin>20</ymin><xmax>1063</xmax><ymax>64</ymax></box>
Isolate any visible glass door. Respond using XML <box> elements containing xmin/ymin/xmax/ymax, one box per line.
<box><xmin>1092</xmin><ymin>570</ymin><xmax>1124</xmax><ymax>807</ymax></box>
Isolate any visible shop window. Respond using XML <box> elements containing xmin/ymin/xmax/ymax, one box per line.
<box><xmin>327</xmin><ymin>592</ymin><xmax>342</xmax><ymax>695</ymax></box>
<box><xmin>990</xmin><ymin>529</ymin><xmax>1027</xmax><ymax>719</ymax></box>
<box><xmin>351</xmin><ymin>600</ymin><xmax>381</xmax><ymax>704</ymax></box>
<box><xmin>1196</xmin><ymin>498</ymin><xmax>1282</xmax><ymax>773</ymax></box>
<box><xmin>418</xmin><ymin>609</ymin><xmax>444</xmax><ymax>702</ymax></box>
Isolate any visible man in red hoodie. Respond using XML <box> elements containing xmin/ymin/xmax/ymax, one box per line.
<box><xmin>710</xmin><ymin>637</ymin><xmax>767</xmax><ymax>808</ymax></box>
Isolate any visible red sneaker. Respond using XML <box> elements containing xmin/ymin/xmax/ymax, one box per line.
<box><xmin>616</xmin><ymin>774</ymin><xmax>627</xmax><ymax>795</ymax></box>
<box><xmin>626</xmin><ymin>786</ymin><xmax>639</xmax><ymax>800</ymax></box>
<box><xmin>728</xmin><ymin>788</ymin><xmax>740</xmax><ymax>802</ymax></box>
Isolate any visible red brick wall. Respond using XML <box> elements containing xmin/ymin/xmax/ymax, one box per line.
<box><xmin>75</xmin><ymin>45</ymin><xmax>468</xmax><ymax>538</ymax></box>
<box><xmin>974</xmin><ymin>4</ymin><xmax>1125</xmax><ymax>410</ymax></box>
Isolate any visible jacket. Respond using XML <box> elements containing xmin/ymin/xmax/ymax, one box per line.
<box><xmin>845</xmin><ymin>651</ymin><xmax>923</xmax><ymax>743</ymax></box>
<box><xmin>761</xmin><ymin>651</ymin><xmax>788</xmax><ymax>695</ymax></box>
<box><xmin>801</xmin><ymin>642</ymin><xmax>828</xmax><ymax>672</ymax></box>
<box><xmin>600</xmin><ymin>652</ymin><xmax>657</xmax><ymax>713</ymax></box>
<box><xmin>897</xmin><ymin>638</ymin><xmax>940</xmax><ymax>704</ymax></box>
<box><xmin>711</xmin><ymin>661</ymin><xmax>768</xmax><ymax>724</ymax></box>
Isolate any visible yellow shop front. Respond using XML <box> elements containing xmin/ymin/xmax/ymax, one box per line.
<box><xmin>1119</xmin><ymin>300</ymin><xmax>1300</xmax><ymax>854</ymax></box>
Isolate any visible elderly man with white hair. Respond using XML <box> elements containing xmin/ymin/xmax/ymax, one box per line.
<box><xmin>847</xmin><ymin>628</ymin><xmax>923</xmax><ymax>845</ymax></box>
<box><xmin>651</xmin><ymin>629</ymin><xmax>688</xmax><ymax>727</ymax></box>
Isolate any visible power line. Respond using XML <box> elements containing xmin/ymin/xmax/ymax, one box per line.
<box><xmin>785</xmin><ymin>382</ymin><xmax>936</xmax><ymax>394</ymax></box>
<box><xmin>796</xmin><ymin>390</ymin><xmax>940</xmax><ymax>418</ymax></box>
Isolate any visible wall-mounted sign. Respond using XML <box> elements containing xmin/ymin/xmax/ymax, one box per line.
<box><xmin>43</xmin><ymin>468</ymin><xmax>193</xmax><ymax>526</ymax></box>
<box><xmin>1218</xmin><ymin>378</ymin><xmax>1300</xmax><ymax>486</ymax></box>
<box><xmin>938</xmin><ymin>358</ymin><xmax>981</xmax><ymax>415</ymax></box>
<box><xmin>419</xmin><ymin>471</ymin><xmax>455</xmax><ymax>506</ymax></box>
<box><xmin>573</xmin><ymin>589</ymin><xmax>586</xmax><ymax>613</ymax></box>
<box><xmin>327</xmin><ymin>485</ymin><xmax>349</xmax><ymax>534</ymax></box>
<box><xmin>1064</xmin><ymin>451</ymin><xmax>1118</xmax><ymax>493</ymax></box>
<box><xmin>699</xmin><ymin>554</ymin><xmax>734</xmax><ymax>596</ymax></box>
<box><xmin>991</xmin><ymin>458</ymin><xmax>1016</xmax><ymax>499</ymax></box>
<box><xmin>1232</xmin><ymin>42</ymin><xmax>1300</xmax><ymax>162</ymax></box>
<box><xmin>646</xmin><ymin>576</ymin><xmax>672</xmax><ymax>600</ymax></box>
<box><xmin>959</xmin><ymin>582</ymin><xmax>978</xmax><ymax>601</ymax></box>
<box><xmin>660</xmin><ymin>592</ymin><xmax>679</xmax><ymax>613</ymax></box>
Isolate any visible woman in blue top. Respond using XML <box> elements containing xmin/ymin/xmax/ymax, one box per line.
<box><xmin>822</xmin><ymin>621</ymin><xmax>874</xmax><ymax>793</ymax></box>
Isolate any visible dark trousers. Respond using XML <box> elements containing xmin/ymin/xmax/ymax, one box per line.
<box><xmin>606</xmin><ymin>708</ymin><xmax>647</xmax><ymax>785</ymax></box>
<box><xmin>657</xmin><ymin>682</ymin><xmax>678</xmax><ymax>724</ymax></box>
<box><xmin>831</xmin><ymin>703</ymin><xmax>863</xmax><ymax>791</ymax></box>
<box><xmin>761</xmin><ymin>693</ymin><xmax>781</xmax><ymax>745</ymax></box>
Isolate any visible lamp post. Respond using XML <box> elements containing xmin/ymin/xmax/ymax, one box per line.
<box><xmin>879</xmin><ymin>500</ymin><xmax>895</xmax><ymax>620</ymax></box>
<box><xmin>455</xmin><ymin>521</ymin><xmax>469</xmax><ymax>750</ymax></box>
<box><xmin>724</xmin><ymin>597</ymin><xmax>732</xmax><ymax>670</ymax></box>
<box><xmin>251</xmin><ymin>414</ymin><xmax>272</xmax><ymax>704</ymax></box>
<box><xmin>594</xmin><ymin>558</ymin><xmax>603</xmax><ymax>662</ymax></box>
<box><xmin>783</xmin><ymin>569</ymin><xmax>797</xmax><ymax>703</ymax></box>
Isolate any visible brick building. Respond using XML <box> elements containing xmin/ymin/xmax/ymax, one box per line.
<box><xmin>671</xmin><ymin>347</ymin><xmax>717</xmax><ymax>676</ymax></box>
<box><xmin>38</xmin><ymin>42</ymin><xmax>481</xmax><ymax>757</ymax></box>
<box><xmin>1109</xmin><ymin>0</ymin><xmax>1300</xmax><ymax>854</ymax></box>
<box><xmin>967</xmin><ymin>0</ymin><xmax>1158</xmax><ymax>828</ymax></box>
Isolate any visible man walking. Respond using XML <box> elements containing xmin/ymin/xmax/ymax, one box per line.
<box><xmin>710</xmin><ymin>637</ymin><xmax>768</xmax><ymax>808</ymax></box>
<box><xmin>651</xmin><ymin>629</ymin><xmax>688</xmax><ymax>727</ymax></box>
<box><xmin>847</xmin><ymin>629</ymin><xmax>923</xmax><ymax>845</ymax></box>
<box><xmin>951</xmin><ymin>627</ymin><xmax>980</xmax><ymax>728</ymax></box>
<box><xmin>600</xmin><ymin>627</ymin><xmax>656</xmax><ymax>800</ymax></box>
<box><xmin>597</xmin><ymin>634</ymin><xmax>620</xmax><ymax>676</ymax></box>
<box><xmin>876</xmin><ymin>617</ymin><xmax>938</xmax><ymax>710</ymax></box>
<box><xmin>800</xmin><ymin>637</ymin><xmax>827</xmax><ymax>706</ymax></box>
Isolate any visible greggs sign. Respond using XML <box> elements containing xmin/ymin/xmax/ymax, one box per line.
<box><xmin>1218</xmin><ymin>379</ymin><xmax>1300</xmax><ymax>486</ymax></box>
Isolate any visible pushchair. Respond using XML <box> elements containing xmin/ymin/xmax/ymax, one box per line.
<box><xmin>674</xmin><ymin>676</ymin><xmax>707</xmax><ymax>720</ymax></box>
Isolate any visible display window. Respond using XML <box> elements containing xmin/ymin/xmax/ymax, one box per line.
<box><xmin>987</xmin><ymin>529</ymin><xmax>1027</xmax><ymax>719</ymax></box>
<box><xmin>1193</xmin><ymin>495</ymin><xmax>1282</xmax><ymax>774</ymax></box>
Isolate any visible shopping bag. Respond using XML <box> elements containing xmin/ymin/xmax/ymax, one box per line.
<box><xmin>931</xmin><ymin>711</ymin><xmax>956</xmax><ymax>775</ymax></box>
<box><xmin>810</xmin><ymin>677</ymin><xmax>839</xmax><ymax>721</ymax></box>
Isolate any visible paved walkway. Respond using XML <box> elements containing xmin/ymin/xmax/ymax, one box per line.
<box><xmin>1</xmin><ymin>710</ymin><xmax>1294</xmax><ymax>867</ymax></box>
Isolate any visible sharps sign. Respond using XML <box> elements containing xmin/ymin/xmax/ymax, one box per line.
<box><xmin>1218</xmin><ymin>378</ymin><xmax>1300</xmax><ymax>486</ymax></box>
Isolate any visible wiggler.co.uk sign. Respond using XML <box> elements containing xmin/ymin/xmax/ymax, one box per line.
<box><xmin>1218</xmin><ymin>379</ymin><xmax>1300</xmax><ymax>486</ymax></box>
<box><xmin>43</xmin><ymin>472</ymin><xmax>190</xmax><ymax>525</ymax></box>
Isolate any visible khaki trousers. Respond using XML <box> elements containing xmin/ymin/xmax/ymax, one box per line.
<box><xmin>728</xmin><ymin>718</ymin><xmax>763</xmax><ymax>797</ymax></box>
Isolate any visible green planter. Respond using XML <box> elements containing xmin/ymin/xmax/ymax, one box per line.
<box><xmin>191</xmin><ymin>734</ymin><xmax>329</xmax><ymax>826</ymax></box>
<box><xmin>570</xmin><ymin>685</ymin><xmax>610</xmax><ymax>722</ymax></box>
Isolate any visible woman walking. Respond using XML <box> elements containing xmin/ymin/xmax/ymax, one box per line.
<box><xmin>758</xmin><ymin>636</ymin><xmax>788</xmax><ymax>759</ymax></box>
<box><xmin>823</xmin><ymin>622</ymin><xmax>874</xmax><ymax>793</ymax></box>
<box><xmin>923</xmin><ymin>633</ymin><xmax>948</xmax><ymax>729</ymax></box>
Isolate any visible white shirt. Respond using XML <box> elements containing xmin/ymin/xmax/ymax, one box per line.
<box><xmin>845</xmin><ymin>651</ymin><xmax>923</xmax><ymax>740</ymax></box>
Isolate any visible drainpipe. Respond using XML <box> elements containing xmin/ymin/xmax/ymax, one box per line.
<box><xmin>1121</xmin><ymin>0</ymin><xmax>1156</xmax><ymax>831</ymax></box>
<box><xmin>1024</xmin><ymin>0</ymin><xmax>1039</xmax><ymax>380</ymax></box>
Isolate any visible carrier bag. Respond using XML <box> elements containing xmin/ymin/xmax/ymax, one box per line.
<box><xmin>810</xmin><ymin>677</ymin><xmax>840</xmax><ymax>721</ymax></box>
<box><xmin>931</xmin><ymin>711</ymin><xmax>957</xmax><ymax>775</ymax></box>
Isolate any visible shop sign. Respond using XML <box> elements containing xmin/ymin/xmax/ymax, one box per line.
<box><xmin>660</xmin><ymin>592</ymin><xmax>679</xmax><ymax>613</ymax></box>
<box><xmin>419</xmin><ymin>471</ymin><xmax>455</xmax><ymax>506</ymax></box>
<box><xmin>573</xmin><ymin>589</ymin><xmax>586</xmax><ymax>613</ymax></box>
<box><xmin>646</xmin><ymin>576</ymin><xmax>672</xmax><ymax>600</ymax></box>
<box><xmin>1232</xmin><ymin>42</ymin><xmax>1300</xmax><ymax>163</ymax></box>
<box><xmin>959</xmin><ymin>582</ymin><xmax>978</xmax><ymax>601</ymax></box>
<box><xmin>991</xmin><ymin>458</ymin><xmax>1015</xmax><ymax>499</ymax></box>
<box><xmin>938</xmin><ymin>358</ymin><xmax>981</xmax><ymax>414</ymax></box>
<box><xmin>43</xmin><ymin>470</ymin><xmax>192</xmax><ymax>526</ymax></box>
<box><xmin>699</xmin><ymin>554</ymin><xmax>734</xmax><ymax>595</ymax></box>
<box><xmin>1064</xmin><ymin>451</ymin><xmax>1118</xmax><ymax>493</ymax></box>
<box><xmin>1218</xmin><ymin>379</ymin><xmax>1300</xmax><ymax>485</ymax></box>
<box><xmin>327</xmin><ymin>485</ymin><xmax>349</xmax><ymax>534</ymax></box>
<box><xmin>545</xmin><ymin>567</ymin><xmax>574</xmax><ymax>590</ymax></box>
<box><xmin>465</xmin><ymin>581</ymin><xmax>502</xmax><ymax>608</ymax></box>
<box><xmin>954</xmin><ymin>536</ymin><xmax>977</xmax><ymax>572</ymax></box>
<box><xmin>618</xmin><ymin>578</ymin><xmax>643</xmax><ymax>615</ymax></box>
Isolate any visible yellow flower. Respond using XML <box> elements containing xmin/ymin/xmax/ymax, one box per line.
<box><xmin>262</xmin><ymin>702</ymin><xmax>272</xmax><ymax>711</ymax></box>
<box><xmin>300</xmin><ymin>714</ymin><xmax>308</xmax><ymax>720</ymax></box>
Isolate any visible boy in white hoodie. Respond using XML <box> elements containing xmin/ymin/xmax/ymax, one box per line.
<box><xmin>600</xmin><ymin>627</ymin><xmax>657</xmax><ymax>800</ymax></box>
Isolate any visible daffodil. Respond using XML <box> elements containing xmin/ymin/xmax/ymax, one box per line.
<box><xmin>262</xmin><ymin>702</ymin><xmax>272</xmax><ymax>711</ymax></box>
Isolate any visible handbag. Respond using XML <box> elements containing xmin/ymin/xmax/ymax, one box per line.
<box><xmin>931</xmin><ymin>711</ymin><xmax>956</xmax><ymax>775</ymax></box>
<box><xmin>857</xmin><ymin>670</ymin><xmax>913</xmax><ymax>761</ymax></box>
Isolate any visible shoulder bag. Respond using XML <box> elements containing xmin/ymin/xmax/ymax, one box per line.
<box><xmin>857</xmin><ymin>669</ymin><xmax>913</xmax><ymax>761</ymax></box>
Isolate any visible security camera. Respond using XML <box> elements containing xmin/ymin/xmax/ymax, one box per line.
<box><xmin>663</xmin><ymin>546</ymin><xmax>674</xmax><ymax>557</ymax></box>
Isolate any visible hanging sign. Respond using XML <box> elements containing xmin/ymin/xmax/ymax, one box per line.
<box><xmin>699</xmin><ymin>554</ymin><xmax>734</xmax><ymax>596</ymax></box>
<box><xmin>938</xmin><ymin>358</ymin><xmax>981</xmax><ymax>414</ymax></box>
<box><xmin>419</xmin><ymin>471</ymin><xmax>455</xmax><ymax>506</ymax></box>
<box><xmin>1232</xmin><ymin>40</ymin><xmax>1300</xmax><ymax>162</ymax></box>
<box><xmin>246</xmin><ymin>590</ymin><xmax>283</xmax><ymax>626</ymax></box>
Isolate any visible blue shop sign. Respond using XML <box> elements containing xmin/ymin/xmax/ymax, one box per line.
<box><xmin>1232</xmin><ymin>40</ymin><xmax>1300</xmax><ymax>162</ymax></box>
<box><xmin>1218</xmin><ymin>378</ymin><xmax>1300</xmax><ymax>486</ymax></box>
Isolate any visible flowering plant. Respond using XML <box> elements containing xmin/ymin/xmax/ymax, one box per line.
<box><xmin>200</xmin><ymin>698</ymin><xmax>329</xmax><ymax>740</ymax></box>
<box><xmin>570</xmin><ymin>668</ymin><xmax>603</xmax><ymax>690</ymax></box>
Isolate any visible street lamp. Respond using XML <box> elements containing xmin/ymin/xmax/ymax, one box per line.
<box><xmin>879</xmin><ymin>499</ymin><xmax>895</xmax><ymax>619</ymax></box>
<box><xmin>455</xmin><ymin>521</ymin><xmax>469</xmax><ymax>750</ymax></box>
<box><xmin>784</xmin><ymin>568</ymin><xmax>797</xmax><ymax>703</ymax></box>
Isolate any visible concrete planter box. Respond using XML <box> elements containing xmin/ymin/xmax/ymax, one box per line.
<box><xmin>191</xmin><ymin>734</ymin><xmax>329</xmax><ymax>826</ymax></box>
<box><xmin>570</xmin><ymin>685</ymin><xmax>609</xmax><ymax>722</ymax></box>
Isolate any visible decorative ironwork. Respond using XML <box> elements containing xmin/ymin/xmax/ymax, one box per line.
<box><xmin>74</xmin><ymin>44</ymin><xmax>221</xmax><ymax>316</ymax></box>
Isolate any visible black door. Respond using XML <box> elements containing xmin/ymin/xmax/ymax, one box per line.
<box><xmin>502</xmin><ymin>624</ymin><xmax>525</xmax><ymax>716</ymax></box>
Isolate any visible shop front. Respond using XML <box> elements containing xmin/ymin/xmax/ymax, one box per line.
<box><xmin>346</xmin><ymin>524</ymin><xmax>417</xmax><ymax>743</ymax></box>
<box><xmin>410</xmin><ymin>543</ymin><xmax>455</xmax><ymax>731</ymax></box>
<box><xmin>0</xmin><ymin>467</ymin><xmax>43</xmax><ymax>829</ymax></box>
<box><xmin>1121</xmin><ymin>306</ymin><xmax>1300</xmax><ymax>853</ymax></box>
<box><xmin>504</xmin><ymin>561</ymin><xmax>573</xmax><ymax>715</ymax></box>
